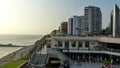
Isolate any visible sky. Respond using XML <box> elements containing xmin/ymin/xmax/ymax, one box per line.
<box><xmin>0</xmin><ymin>0</ymin><xmax>119</xmax><ymax>35</ymax></box>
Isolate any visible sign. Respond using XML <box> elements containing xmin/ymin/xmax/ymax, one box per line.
<box><xmin>63</xmin><ymin>50</ymin><xmax>68</xmax><ymax>52</ymax></box>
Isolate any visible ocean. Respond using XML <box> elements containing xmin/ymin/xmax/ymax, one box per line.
<box><xmin>0</xmin><ymin>34</ymin><xmax>43</xmax><ymax>59</ymax></box>
<box><xmin>0</xmin><ymin>34</ymin><xmax>43</xmax><ymax>46</ymax></box>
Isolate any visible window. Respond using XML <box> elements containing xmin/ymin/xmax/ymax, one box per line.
<box><xmin>78</xmin><ymin>41</ymin><xmax>82</xmax><ymax>47</ymax></box>
<box><xmin>58</xmin><ymin>41</ymin><xmax>62</xmax><ymax>47</ymax></box>
<box><xmin>85</xmin><ymin>41</ymin><xmax>89</xmax><ymax>47</ymax></box>
<box><xmin>65</xmin><ymin>41</ymin><xmax>69</xmax><ymax>49</ymax></box>
<box><xmin>71</xmin><ymin>41</ymin><xmax>76</xmax><ymax>47</ymax></box>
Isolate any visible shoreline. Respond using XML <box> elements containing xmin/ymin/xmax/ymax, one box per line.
<box><xmin>0</xmin><ymin>35</ymin><xmax>44</xmax><ymax>66</ymax></box>
<box><xmin>0</xmin><ymin>45</ymin><xmax>34</xmax><ymax>66</ymax></box>
<box><xmin>0</xmin><ymin>44</ymin><xmax>25</xmax><ymax>47</ymax></box>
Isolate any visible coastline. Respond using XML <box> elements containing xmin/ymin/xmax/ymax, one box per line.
<box><xmin>0</xmin><ymin>45</ymin><xmax>34</xmax><ymax>66</ymax></box>
<box><xmin>0</xmin><ymin>44</ymin><xmax>24</xmax><ymax>47</ymax></box>
<box><xmin>0</xmin><ymin>35</ymin><xmax>44</xmax><ymax>66</ymax></box>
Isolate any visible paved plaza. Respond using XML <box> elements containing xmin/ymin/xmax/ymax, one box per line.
<box><xmin>70</xmin><ymin>62</ymin><xmax>120</xmax><ymax>68</ymax></box>
<box><xmin>70</xmin><ymin>62</ymin><xmax>102</xmax><ymax>68</ymax></box>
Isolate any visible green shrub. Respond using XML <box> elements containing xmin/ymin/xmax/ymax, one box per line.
<box><xmin>19</xmin><ymin>54</ymin><xmax>31</xmax><ymax>60</ymax></box>
<box><xmin>102</xmin><ymin>60</ymin><xmax>111</xmax><ymax>65</ymax></box>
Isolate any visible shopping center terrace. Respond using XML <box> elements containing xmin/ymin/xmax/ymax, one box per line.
<box><xmin>51</xmin><ymin>35</ymin><xmax>120</xmax><ymax>43</ymax></box>
<box><xmin>49</xmin><ymin>35</ymin><xmax>120</xmax><ymax>57</ymax></box>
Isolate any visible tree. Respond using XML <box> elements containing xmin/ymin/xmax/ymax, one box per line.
<box><xmin>101</xmin><ymin>29</ymin><xmax>106</xmax><ymax>35</ymax></box>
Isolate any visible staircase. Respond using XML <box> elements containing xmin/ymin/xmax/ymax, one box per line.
<box><xmin>48</xmin><ymin>49</ymin><xmax>68</xmax><ymax>60</ymax></box>
<box><xmin>28</xmin><ymin>54</ymin><xmax>49</xmax><ymax>68</ymax></box>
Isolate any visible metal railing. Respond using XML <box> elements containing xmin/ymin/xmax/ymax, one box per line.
<box><xmin>103</xmin><ymin>48</ymin><xmax>120</xmax><ymax>53</ymax></box>
<box><xmin>48</xmin><ymin>49</ymin><xmax>68</xmax><ymax>60</ymax></box>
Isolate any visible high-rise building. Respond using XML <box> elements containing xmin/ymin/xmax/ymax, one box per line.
<box><xmin>110</xmin><ymin>4</ymin><xmax>120</xmax><ymax>37</ymax></box>
<box><xmin>68</xmin><ymin>16</ymin><xmax>84</xmax><ymax>35</ymax></box>
<box><xmin>79</xmin><ymin>16</ymin><xmax>84</xmax><ymax>35</ymax></box>
<box><xmin>106</xmin><ymin>22</ymin><xmax>111</xmax><ymax>34</ymax></box>
<box><xmin>60</xmin><ymin>22</ymin><xmax>68</xmax><ymax>34</ymax></box>
<box><xmin>84</xmin><ymin>6</ymin><xmax>102</xmax><ymax>35</ymax></box>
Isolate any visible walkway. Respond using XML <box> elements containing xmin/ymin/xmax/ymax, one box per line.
<box><xmin>70</xmin><ymin>62</ymin><xmax>120</xmax><ymax>68</ymax></box>
<box><xmin>27</xmin><ymin>45</ymin><xmax>48</xmax><ymax>68</ymax></box>
<box><xmin>70</xmin><ymin>62</ymin><xmax>101</xmax><ymax>68</ymax></box>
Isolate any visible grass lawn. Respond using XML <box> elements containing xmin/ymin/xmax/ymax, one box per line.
<box><xmin>0</xmin><ymin>54</ymin><xmax>32</xmax><ymax>68</ymax></box>
<box><xmin>0</xmin><ymin>61</ymin><xmax>24</xmax><ymax>68</ymax></box>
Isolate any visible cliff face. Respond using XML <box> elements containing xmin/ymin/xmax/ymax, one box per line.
<box><xmin>35</xmin><ymin>34</ymin><xmax>50</xmax><ymax>46</ymax></box>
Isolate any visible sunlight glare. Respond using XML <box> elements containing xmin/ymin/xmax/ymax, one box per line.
<box><xmin>0</xmin><ymin>0</ymin><xmax>11</xmax><ymax>25</ymax></box>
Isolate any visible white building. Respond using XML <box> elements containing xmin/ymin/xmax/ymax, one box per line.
<box><xmin>84</xmin><ymin>6</ymin><xmax>102</xmax><ymax>35</ymax></box>
<box><xmin>68</xmin><ymin>16</ymin><xmax>84</xmax><ymax>36</ymax></box>
<box><xmin>111</xmin><ymin>4</ymin><xmax>120</xmax><ymax>37</ymax></box>
<box><xmin>49</xmin><ymin>35</ymin><xmax>120</xmax><ymax>63</ymax></box>
<box><xmin>79</xmin><ymin>16</ymin><xmax>84</xmax><ymax>35</ymax></box>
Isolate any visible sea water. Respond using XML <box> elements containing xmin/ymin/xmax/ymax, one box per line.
<box><xmin>0</xmin><ymin>34</ymin><xmax>43</xmax><ymax>46</ymax></box>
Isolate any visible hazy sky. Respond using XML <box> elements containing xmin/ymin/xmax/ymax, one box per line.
<box><xmin>0</xmin><ymin>0</ymin><xmax>120</xmax><ymax>35</ymax></box>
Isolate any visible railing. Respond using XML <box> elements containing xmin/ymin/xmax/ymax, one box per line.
<box><xmin>52</xmin><ymin>34</ymin><xmax>99</xmax><ymax>37</ymax></box>
<box><xmin>57</xmin><ymin>47</ymin><xmax>120</xmax><ymax>53</ymax></box>
<box><xmin>62</xmin><ymin>48</ymin><xmax>120</xmax><ymax>56</ymax></box>
<box><xmin>45</xmin><ymin>54</ymin><xmax>49</xmax><ymax>64</ymax></box>
<box><xmin>48</xmin><ymin>49</ymin><xmax>68</xmax><ymax>59</ymax></box>
<box><xmin>103</xmin><ymin>48</ymin><xmax>120</xmax><ymax>53</ymax></box>
<box><xmin>52</xmin><ymin>35</ymin><xmax>120</xmax><ymax>44</ymax></box>
<box><xmin>52</xmin><ymin>35</ymin><xmax>98</xmax><ymax>38</ymax></box>
<box><xmin>70</xmin><ymin>48</ymin><xmax>120</xmax><ymax>52</ymax></box>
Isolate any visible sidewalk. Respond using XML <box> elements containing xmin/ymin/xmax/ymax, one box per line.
<box><xmin>70</xmin><ymin>62</ymin><xmax>101</xmax><ymax>68</ymax></box>
<box><xmin>70</xmin><ymin>62</ymin><xmax>120</xmax><ymax>68</ymax></box>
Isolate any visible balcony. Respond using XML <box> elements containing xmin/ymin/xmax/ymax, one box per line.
<box><xmin>52</xmin><ymin>35</ymin><xmax>99</xmax><ymax>41</ymax></box>
<box><xmin>62</xmin><ymin>48</ymin><xmax>120</xmax><ymax>56</ymax></box>
<box><xmin>52</xmin><ymin>35</ymin><xmax>120</xmax><ymax>44</ymax></box>
<box><xmin>99</xmin><ymin>37</ymin><xmax>120</xmax><ymax>44</ymax></box>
